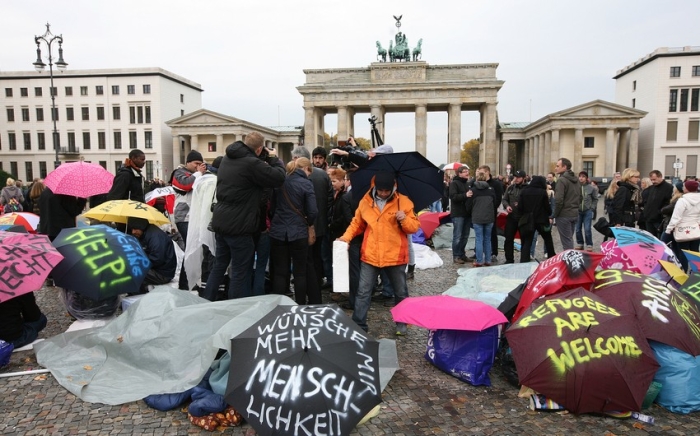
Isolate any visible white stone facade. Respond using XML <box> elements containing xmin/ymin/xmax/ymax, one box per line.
<box><xmin>0</xmin><ymin>67</ymin><xmax>202</xmax><ymax>182</ymax></box>
<box><xmin>615</xmin><ymin>46</ymin><xmax>700</xmax><ymax>178</ymax></box>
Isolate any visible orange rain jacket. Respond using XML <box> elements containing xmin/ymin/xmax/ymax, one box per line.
<box><xmin>341</xmin><ymin>185</ymin><xmax>420</xmax><ymax>267</ymax></box>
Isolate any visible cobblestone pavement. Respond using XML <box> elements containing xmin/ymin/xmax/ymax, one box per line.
<box><xmin>2</xmin><ymin>221</ymin><xmax>699</xmax><ymax>435</ymax></box>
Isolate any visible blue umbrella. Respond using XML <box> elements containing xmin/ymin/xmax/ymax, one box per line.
<box><xmin>51</xmin><ymin>225</ymin><xmax>151</xmax><ymax>299</ymax></box>
<box><xmin>350</xmin><ymin>151</ymin><xmax>444</xmax><ymax>211</ymax></box>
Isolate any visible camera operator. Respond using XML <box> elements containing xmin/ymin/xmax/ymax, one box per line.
<box><xmin>329</xmin><ymin>137</ymin><xmax>368</xmax><ymax>169</ymax></box>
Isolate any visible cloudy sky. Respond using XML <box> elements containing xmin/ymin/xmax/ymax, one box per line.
<box><xmin>2</xmin><ymin>0</ymin><xmax>699</xmax><ymax>165</ymax></box>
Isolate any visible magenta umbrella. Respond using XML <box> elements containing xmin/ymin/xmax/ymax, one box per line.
<box><xmin>44</xmin><ymin>161</ymin><xmax>114</xmax><ymax>198</ymax></box>
<box><xmin>391</xmin><ymin>295</ymin><xmax>508</xmax><ymax>331</ymax></box>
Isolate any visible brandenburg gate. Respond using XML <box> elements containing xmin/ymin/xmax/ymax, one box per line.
<box><xmin>297</xmin><ymin>61</ymin><xmax>504</xmax><ymax>168</ymax></box>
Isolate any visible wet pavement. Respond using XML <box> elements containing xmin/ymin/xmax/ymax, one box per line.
<box><xmin>2</xmin><ymin>224</ymin><xmax>699</xmax><ymax>435</ymax></box>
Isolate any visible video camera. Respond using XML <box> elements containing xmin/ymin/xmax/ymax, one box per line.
<box><xmin>330</xmin><ymin>138</ymin><xmax>359</xmax><ymax>169</ymax></box>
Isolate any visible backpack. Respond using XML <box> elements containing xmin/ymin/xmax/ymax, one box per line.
<box><xmin>3</xmin><ymin>198</ymin><xmax>22</xmax><ymax>213</ymax></box>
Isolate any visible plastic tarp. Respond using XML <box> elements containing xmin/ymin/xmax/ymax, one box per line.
<box><xmin>442</xmin><ymin>262</ymin><xmax>537</xmax><ymax>308</ymax></box>
<box><xmin>431</xmin><ymin>223</ymin><xmax>506</xmax><ymax>251</ymax></box>
<box><xmin>651</xmin><ymin>341</ymin><xmax>700</xmax><ymax>414</ymax></box>
<box><xmin>414</xmin><ymin>243</ymin><xmax>443</xmax><ymax>269</ymax></box>
<box><xmin>425</xmin><ymin>326</ymin><xmax>499</xmax><ymax>386</ymax></box>
<box><xmin>184</xmin><ymin>173</ymin><xmax>217</xmax><ymax>289</ymax></box>
<box><xmin>34</xmin><ymin>287</ymin><xmax>296</xmax><ymax>405</ymax></box>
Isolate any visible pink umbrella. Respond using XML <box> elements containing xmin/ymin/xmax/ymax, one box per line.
<box><xmin>391</xmin><ymin>295</ymin><xmax>508</xmax><ymax>331</ymax></box>
<box><xmin>44</xmin><ymin>161</ymin><xmax>114</xmax><ymax>198</ymax></box>
<box><xmin>0</xmin><ymin>212</ymin><xmax>40</xmax><ymax>233</ymax></box>
<box><xmin>599</xmin><ymin>229</ymin><xmax>679</xmax><ymax>275</ymax></box>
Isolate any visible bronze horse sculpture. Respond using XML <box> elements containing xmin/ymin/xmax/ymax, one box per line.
<box><xmin>376</xmin><ymin>41</ymin><xmax>387</xmax><ymax>62</ymax></box>
<box><xmin>412</xmin><ymin>38</ymin><xmax>423</xmax><ymax>61</ymax></box>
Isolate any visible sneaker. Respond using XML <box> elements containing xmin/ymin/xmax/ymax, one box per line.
<box><xmin>575</xmin><ymin>245</ymin><xmax>584</xmax><ymax>250</ymax></box>
<box><xmin>321</xmin><ymin>280</ymin><xmax>333</xmax><ymax>291</ymax></box>
<box><xmin>462</xmin><ymin>255</ymin><xmax>476</xmax><ymax>262</ymax></box>
<box><xmin>395</xmin><ymin>322</ymin><xmax>407</xmax><ymax>336</ymax></box>
<box><xmin>372</xmin><ymin>294</ymin><xmax>393</xmax><ymax>302</ymax></box>
<box><xmin>383</xmin><ymin>300</ymin><xmax>396</xmax><ymax>308</ymax></box>
<box><xmin>453</xmin><ymin>257</ymin><xmax>465</xmax><ymax>264</ymax></box>
<box><xmin>341</xmin><ymin>302</ymin><xmax>353</xmax><ymax>310</ymax></box>
<box><xmin>484</xmin><ymin>263</ymin><xmax>491</xmax><ymax>267</ymax></box>
<box><xmin>586</xmin><ymin>246</ymin><xmax>594</xmax><ymax>252</ymax></box>
<box><xmin>473</xmin><ymin>262</ymin><xmax>483</xmax><ymax>267</ymax></box>
<box><xmin>490</xmin><ymin>255</ymin><xmax>499</xmax><ymax>264</ymax></box>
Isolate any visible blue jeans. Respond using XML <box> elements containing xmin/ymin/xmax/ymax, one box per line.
<box><xmin>203</xmin><ymin>233</ymin><xmax>254</xmax><ymax>300</ymax></box>
<box><xmin>252</xmin><ymin>231</ymin><xmax>270</xmax><ymax>296</ymax></box>
<box><xmin>8</xmin><ymin>313</ymin><xmax>47</xmax><ymax>349</ymax></box>
<box><xmin>575</xmin><ymin>209</ymin><xmax>594</xmax><ymax>247</ymax></box>
<box><xmin>354</xmin><ymin>262</ymin><xmax>408</xmax><ymax>332</ymax></box>
<box><xmin>473</xmin><ymin>222</ymin><xmax>493</xmax><ymax>264</ymax></box>
<box><xmin>451</xmin><ymin>216</ymin><xmax>472</xmax><ymax>259</ymax></box>
<box><xmin>429</xmin><ymin>200</ymin><xmax>442</xmax><ymax>213</ymax></box>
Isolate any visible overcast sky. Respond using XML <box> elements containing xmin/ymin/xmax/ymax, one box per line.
<box><xmin>2</xmin><ymin>0</ymin><xmax>700</xmax><ymax>166</ymax></box>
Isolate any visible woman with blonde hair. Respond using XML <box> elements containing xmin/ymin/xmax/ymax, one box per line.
<box><xmin>1</xmin><ymin>177</ymin><xmax>25</xmax><ymax>213</ymax></box>
<box><xmin>611</xmin><ymin>168</ymin><xmax>641</xmax><ymax>227</ymax></box>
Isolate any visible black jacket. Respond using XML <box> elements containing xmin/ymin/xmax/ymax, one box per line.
<box><xmin>517</xmin><ymin>176</ymin><xmax>552</xmax><ymax>225</ymax></box>
<box><xmin>211</xmin><ymin>141</ymin><xmax>286</xmax><ymax>236</ymax></box>
<box><xmin>309</xmin><ymin>168</ymin><xmax>333</xmax><ymax>237</ymax></box>
<box><xmin>502</xmin><ymin>181</ymin><xmax>526</xmax><ymax>219</ymax></box>
<box><xmin>643</xmin><ymin>180</ymin><xmax>674</xmax><ymax>222</ymax></box>
<box><xmin>140</xmin><ymin>225</ymin><xmax>177</xmax><ymax>280</ymax></box>
<box><xmin>38</xmin><ymin>188</ymin><xmax>87</xmax><ymax>241</ymax></box>
<box><xmin>270</xmin><ymin>169</ymin><xmax>318</xmax><ymax>242</ymax></box>
<box><xmin>466</xmin><ymin>181</ymin><xmax>496</xmax><ymax>224</ymax></box>
<box><xmin>0</xmin><ymin>292</ymin><xmax>43</xmax><ymax>343</ymax></box>
<box><xmin>611</xmin><ymin>181</ymin><xmax>639</xmax><ymax>226</ymax></box>
<box><xmin>448</xmin><ymin>176</ymin><xmax>471</xmax><ymax>218</ymax></box>
<box><xmin>107</xmin><ymin>165</ymin><xmax>145</xmax><ymax>202</ymax></box>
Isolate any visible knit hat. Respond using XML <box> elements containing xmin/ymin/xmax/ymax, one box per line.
<box><xmin>186</xmin><ymin>150</ymin><xmax>203</xmax><ymax>163</ymax></box>
<box><xmin>685</xmin><ymin>180</ymin><xmax>699</xmax><ymax>192</ymax></box>
<box><xmin>127</xmin><ymin>217</ymin><xmax>150</xmax><ymax>231</ymax></box>
<box><xmin>212</xmin><ymin>156</ymin><xmax>223</xmax><ymax>169</ymax></box>
<box><xmin>372</xmin><ymin>145</ymin><xmax>394</xmax><ymax>154</ymax></box>
<box><xmin>374</xmin><ymin>171</ymin><xmax>396</xmax><ymax>190</ymax></box>
<box><xmin>675</xmin><ymin>181</ymin><xmax>684</xmax><ymax>193</ymax></box>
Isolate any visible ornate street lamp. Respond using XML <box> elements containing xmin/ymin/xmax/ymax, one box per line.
<box><xmin>33</xmin><ymin>23</ymin><xmax>68</xmax><ymax>169</ymax></box>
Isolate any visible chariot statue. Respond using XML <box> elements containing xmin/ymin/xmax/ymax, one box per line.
<box><xmin>388</xmin><ymin>15</ymin><xmax>411</xmax><ymax>62</ymax></box>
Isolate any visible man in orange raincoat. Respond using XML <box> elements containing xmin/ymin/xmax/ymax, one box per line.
<box><xmin>340</xmin><ymin>171</ymin><xmax>420</xmax><ymax>335</ymax></box>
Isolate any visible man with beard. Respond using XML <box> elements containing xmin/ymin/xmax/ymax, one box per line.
<box><xmin>553</xmin><ymin>157</ymin><xmax>582</xmax><ymax>250</ymax></box>
<box><xmin>107</xmin><ymin>149</ymin><xmax>146</xmax><ymax>202</ymax></box>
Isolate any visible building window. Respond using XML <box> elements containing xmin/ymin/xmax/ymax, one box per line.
<box><xmin>96</xmin><ymin>85</ymin><xmax>104</xmax><ymax>95</ymax></box>
<box><xmin>98</xmin><ymin>160</ymin><xmax>107</xmax><ymax>169</ymax></box>
<box><xmin>80</xmin><ymin>86</ymin><xmax>88</xmax><ymax>96</ymax></box>
<box><xmin>114</xmin><ymin>131</ymin><xmax>122</xmax><ymax>149</ymax></box>
<box><xmin>208</xmin><ymin>142</ymin><xmax>217</xmax><ymax>152</ymax></box>
<box><xmin>632</xmin><ymin>98</ymin><xmax>636</xmax><ymax>108</ymax></box>
<box><xmin>5</xmin><ymin>88</ymin><xmax>12</xmax><ymax>97</ymax></box>
<box><xmin>143</xmin><ymin>84</ymin><xmax>151</xmax><ymax>94</ymax></box>
<box><xmin>98</xmin><ymin>131</ymin><xmax>106</xmax><ymax>149</ymax></box>
<box><xmin>37</xmin><ymin>132</ymin><xmax>45</xmax><ymax>150</ymax></box>
<box><xmin>694</xmin><ymin>66</ymin><xmax>700</xmax><ymax>77</ymax></box>
<box><xmin>181</xmin><ymin>109</ymin><xmax>184</xmax><ymax>116</ymax></box>
<box><xmin>20</xmin><ymin>88</ymin><xmax>28</xmax><ymax>97</ymax></box>
<box><xmin>10</xmin><ymin>162</ymin><xmax>18</xmax><ymax>178</ymax></box>
<box><xmin>144</xmin><ymin>131</ymin><xmax>153</xmax><ymax>149</ymax></box>
<box><xmin>34</xmin><ymin>87</ymin><xmax>42</xmax><ymax>97</ymax></box>
<box><xmin>667</xmin><ymin>120</ymin><xmax>678</xmax><ymax>141</ymax></box>
<box><xmin>145</xmin><ymin>106</ymin><xmax>151</xmax><ymax>123</ymax></box>
<box><xmin>180</xmin><ymin>94</ymin><xmax>184</xmax><ymax>103</ymax></box>
<box><xmin>21</xmin><ymin>108</ymin><xmax>30</xmax><ymax>121</ymax></box>
<box><xmin>36</xmin><ymin>107</ymin><xmax>44</xmax><ymax>121</ymax></box>
<box><xmin>114</xmin><ymin>161</ymin><xmax>121</xmax><ymax>173</ymax></box>
<box><xmin>681</xmin><ymin>89</ymin><xmax>689</xmax><ymax>112</ymax></box>
<box><xmin>66</xmin><ymin>107</ymin><xmax>74</xmax><ymax>121</ymax></box>
<box><xmin>23</xmin><ymin>132</ymin><xmax>31</xmax><ymax>150</ymax></box>
<box><xmin>65</xmin><ymin>86</ymin><xmax>73</xmax><ymax>96</ymax></box>
<box><xmin>97</xmin><ymin>106</ymin><xmax>104</xmax><ymax>120</ymax></box>
<box><xmin>8</xmin><ymin>132</ymin><xmax>16</xmax><ymax>150</ymax></box>
<box><xmin>127</xmin><ymin>85</ymin><xmax>135</xmax><ymax>95</ymax></box>
<box><xmin>6</xmin><ymin>108</ymin><xmax>15</xmax><ymax>122</ymax></box>
<box><xmin>137</xmin><ymin>106</ymin><xmax>143</xmax><ymax>124</ymax></box>
<box><xmin>129</xmin><ymin>106</ymin><xmax>136</xmax><ymax>124</ymax></box>
<box><xmin>67</xmin><ymin>132</ymin><xmax>76</xmax><ymax>151</ymax></box>
<box><xmin>693</xmin><ymin>89</ymin><xmax>700</xmax><ymax>112</ymax></box>
<box><xmin>111</xmin><ymin>85</ymin><xmax>119</xmax><ymax>95</ymax></box>
<box><xmin>633</xmin><ymin>80</ymin><xmax>636</xmax><ymax>91</ymax></box>
<box><xmin>669</xmin><ymin>89</ymin><xmax>678</xmax><ymax>112</ymax></box>
<box><xmin>583</xmin><ymin>161</ymin><xmax>594</xmax><ymax>177</ymax></box>
<box><xmin>39</xmin><ymin>161</ymin><xmax>47</xmax><ymax>178</ymax></box>
<box><xmin>129</xmin><ymin>131</ymin><xmax>137</xmax><ymax>148</ymax></box>
<box><xmin>51</xmin><ymin>107</ymin><xmax>59</xmax><ymax>121</ymax></box>
<box><xmin>25</xmin><ymin>162</ymin><xmax>33</xmax><ymax>181</ymax></box>
<box><xmin>145</xmin><ymin>161</ymin><xmax>153</xmax><ymax>180</ymax></box>
<box><xmin>83</xmin><ymin>131</ymin><xmax>91</xmax><ymax>150</ymax></box>
<box><xmin>690</xmin><ymin>120</ymin><xmax>700</xmax><ymax>141</ymax></box>
<box><xmin>81</xmin><ymin>107</ymin><xmax>89</xmax><ymax>121</ymax></box>
<box><xmin>670</xmin><ymin>66</ymin><xmax>681</xmax><ymax>77</ymax></box>
<box><xmin>113</xmin><ymin>106</ymin><xmax>121</xmax><ymax>120</ymax></box>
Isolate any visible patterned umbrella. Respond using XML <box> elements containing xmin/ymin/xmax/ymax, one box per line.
<box><xmin>83</xmin><ymin>200</ymin><xmax>169</xmax><ymax>226</ymax></box>
<box><xmin>600</xmin><ymin>227</ymin><xmax>680</xmax><ymax>275</ymax></box>
<box><xmin>0</xmin><ymin>231</ymin><xmax>64</xmax><ymax>303</ymax></box>
<box><xmin>442</xmin><ymin>162</ymin><xmax>468</xmax><ymax>171</ymax></box>
<box><xmin>44</xmin><ymin>161</ymin><xmax>114</xmax><ymax>198</ymax></box>
<box><xmin>0</xmin><ymin>212</ymin><xmax>40</xmax><ymax>233</ymax></box>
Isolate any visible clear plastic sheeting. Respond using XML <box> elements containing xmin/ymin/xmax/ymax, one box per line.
<box><xmin>443</xmin><ymin>262</ymin><xmax>537</xmax><ymax>308</ymax></box>
<box><xmin>414</xmin><ymin>243</ymin><xmax>443</xmax><ymax>269</ymax></box>
<box><xmin>59</xmin><ymin>288</ymin><xmax>120</xmax><ymax>321</ymax></box>
<box><xmin>35</xmin><ymin>287</ymin><xmax>296</xmax><ymax>405</ymax></box>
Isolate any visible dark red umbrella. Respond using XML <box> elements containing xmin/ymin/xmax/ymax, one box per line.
<box><xmin>506</xmin><ymin>287</ymin><xmax>659</xmax><ymax>414</ymax></box>
<box><xmin>593</xmin><ymin>269</ymin><xmax>700</xmax><ymax>356</ymax></box>
<box><xmin>418</xmin><ymin>211</ymin><xmax>450</xmax><ymax>239</ymax></box>
<box><xmin>513</xmin><ymin>250</ymin><xmax>604</xmax><ymax>322</ymax></box>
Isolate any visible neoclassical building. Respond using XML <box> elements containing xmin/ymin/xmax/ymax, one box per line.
<box><xmin>499</xmin><ymin>100</ymin><xmax>646</xmax><ymax>177</ymax></box>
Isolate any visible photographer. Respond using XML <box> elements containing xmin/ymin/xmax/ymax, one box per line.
<box><xmin>329</xmin><ymin>137</ymin><xmax>369</xmax><ymax>169</ymax></box>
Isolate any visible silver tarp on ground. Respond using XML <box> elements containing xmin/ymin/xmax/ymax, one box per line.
<box><xmin>442</xmin><ymin>262</ymin><xmax>537</xmax><ymax>308</ymax></box>
<box><xmin>35</xmin><ymin>287</ymin><xmax>296</xmax><ymax>405</ymax></box>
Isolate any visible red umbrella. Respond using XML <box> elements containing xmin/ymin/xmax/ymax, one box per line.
<box><xmin>44</xmin><ymin>161</ymin><xmax>114</xmax><ymax>198</ymax></box>
<box><xmin>145</xmin><ymin>186</ymin><xmax>175</xmax><ymax>214</ymax></box>
<box><xmin>513</xmin><ymin>250</ymin><xmax>604</xmax><ymax>323</ymax></box>
<box><xmin>593</xmin><ymin>269</ymin><xmax>700</xmax><ymax>356</ymax></box>
<box><xmin>0</xmin><ymin>212</ymin><xmax>40</xmax><ymax>233</ymax></box>
<box><xmin>391</xmin><ymin>295</ymin><xmax>508</xmax><ymax>331</ymax></box>
<box><xmin>506</xmin><ymin>287</ymin><xmax>659</xmax><ymax>414</ymax></box>
<box><xmin>418</xmin><ymin>211</ymin><xmax>450</xmax><ymax>239</ymax></box>
<box><xmin>0</xmin><ymin>231</ymin><xmax>64</xmax><ymax>303</ymax></box>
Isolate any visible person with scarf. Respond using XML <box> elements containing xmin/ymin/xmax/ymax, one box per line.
<box><xmin>107</xmin><ymin>149</ymin><xmax>146</xmax><ymax>202</ymax></box>
<box><xmin>611</xmin><ymin>168</ymin><xmax>642</xmax><ymax>227</ymax></box>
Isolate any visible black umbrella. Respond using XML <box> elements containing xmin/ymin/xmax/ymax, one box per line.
<box><xmin>351</xmin><ymin>152</ymin><xmax>444</xmax><ymax>211</ymax></box>
<box><xmin>225</xmin><ymin>304</ymin><xmax>382</xmax><ymax>436</ymax></box>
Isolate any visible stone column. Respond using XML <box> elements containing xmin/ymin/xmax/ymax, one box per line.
<box><xmin>550</xmin><ymin>129</ymin><xmax>560</xmax><ymax>168</ymax></box>
<box><xmin>544</xmin><ymin>131</ymin><xmax>552</xmax><ymax>174</ymax></box>
<box><xmin>337</xmin><ymin>106</ymin><xmax>349</xmax><ymax>141</ymax></box>
<box><xmin>523</xmin><ymin>139</ymin><xmax>530</xmax><ymax>174</ymax></box>
<box><xmin>448</xmin><ymin>103</ymin><xmax>462</xmax><ymax>163</ymax></box>
<box><xmin>171</xmin><ymin>136</ymin><xmax>180</xmax><ymax>171</ymax></box>
<box><xmin>415</xmin><ymin>104</ymin><xmax>428</xmax><ymax>156</ymax></box>
<box><xmin>574</xmin><ymin>129</ymin><xmax>584</xmax><ymax>172</ymax></box>
<box><xmin>500</xmin><ymin>140</ymin><xmax>509</xmax><ymax>173</ymax></box>
<box><xmin>370</xmin><ymin>105</ymin><xmax>385</xmax><ymax>141</ymax></box>
<box><xmin>538</xmin><ymin>134</ymin><xmax>546</xmax><ymax>175</ymax></box>
<box><xmin>617</xmin><ymin>129</ymin><xmax>629</xmax><ymax>172</ymax></box>
<box><xmin>347</xmin><ymin>107</ymin><xmax>356</xmax><ymax>138</ymax></box>
<box><xmin>628</xmin><ymin>128</ymin><xmax>639</xmax><ymax>170</ymax></box>
<box><xmin>482</xmin><ymin>103</ymin><xmax>497</xmax><ymax>169</ymax></box>
<box><xmin>216</xmin><ymin>134</ymin><xmax>224</xmax><ymax>153</ymax></box>
<box><xmin>528</xmin><ymin>138</ymin><xmax>535</xmax><ymax>175</ymax></box>
<box><xmin>533</xmin><ymin>135</ymin><xmax>540</xmax><ymax>175</ymax></box>
<box><xmin>303</xmin><ymin>106</ymin><xmax>315</xmax><ymax>148</ymax></box>
<box><xmin>315</xmin><ymin>108</ymin><xmax>325</xmax><ymax>147</ymax></box>
<box><xmin>604</xmin><ymin>128</ymin><xmax>616</xmax><ymax>177</ymax></box>
<box><xmin>190</xmin><ymin>134</ymin><xmax>199</xmax><ymax>151</ymax></box>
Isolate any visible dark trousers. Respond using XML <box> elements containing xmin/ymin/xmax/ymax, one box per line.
<box><xmin>202</xmin><ymin>233</ymin><xmax>254</xmax><ymax>300</ymax></box>
<box><xmin>321</xmin><ymin>233</ymin><xmax>333</xmax><ymax>284</ymax></box>
<box><xmin>348</xmin><ymin>237</ymin><xmax>362</xmax><ymax>308</ymax></box>
<box><xmin>270</xmin><ymin>236</ymin><xmax>320</xmax><ymax>304</ymax></box>
<box><xmin>141</xmin><ymin>268</ymin><xmax>173</xmax><ymax>292</ymax></box>
<box><xmin>176</xmin><ymin>221</ymin><xmax>189</xmax><ymax>290</ymax></box>
<box><xmin>252</xmin><ymin>231</ymin><xmax>270</xmax><ymax>296</ymax></box>
<box><xmin>645</xmin><ymin>220</ymin><xmax>662</xmax><ymax>238</ymax></box>
<box><xmin>307</xmin><ymin>238</ymin><xmax>322</xmax><ymax>302</ymax></box>
<box><xmin>503</xmin><ymin>215</ymin><xmax>519</xmax><ymax>263</ymax></box>
<box><xmin>520</xmin><ymin>224</ymin><xmax>556</xmax><ymax>263</ymax></box>
<box><xmin>8</xmin><ymin>314</ymin><xmax>47</xmax><ymax>349</ymax></box>
<box><xmin>491</xmin><ymin>211</ymin><xmax>499</xmax><ymax>255</ymax></box>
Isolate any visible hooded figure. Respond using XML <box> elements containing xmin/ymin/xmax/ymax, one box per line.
<box><xmin>128</xmin><ymin>216</ymin><xmax>177</xmax><ymax>291</ymax></box>
<box><xmin>517</xmin><ymin>176</ymin><xmax>556</xmax><ymax>262</ymax></box>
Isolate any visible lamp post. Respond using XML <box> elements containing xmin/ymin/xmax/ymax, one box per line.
<box><xmin>32</xmin><ymin>23</ymin><xmax>67</xmax><ymax>169</ymax></box>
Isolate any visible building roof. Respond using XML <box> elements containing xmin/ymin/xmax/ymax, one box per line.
<box><xmin>500</xmin><ymin>121</ymin><xmax>531</xmax><ymax>129</ymax></box>
<box><xmin>614</xmin><ymin>46</ymin><xmax>700</xmax><ymax>79</ymax></box>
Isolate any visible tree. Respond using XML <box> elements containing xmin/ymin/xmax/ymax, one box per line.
<box><xmin>460</xmin><ymin>138</ymin><xmax>480</xmax><ymax>170</ymax></box>
<box><xmin>0</xmin><ymin>169</ymin><xmax>14</xmax><ymax>190</ymax></box>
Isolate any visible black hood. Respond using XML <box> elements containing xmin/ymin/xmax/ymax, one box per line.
<box><xmin>225</xmin><ymin>141</ymin><xmax>256</xmax><ymax>160</ymax></box>
<box><xmin>528</xmin><ymin>175</ymin><xmax>547</xmax><ymax>190</ymax></box>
